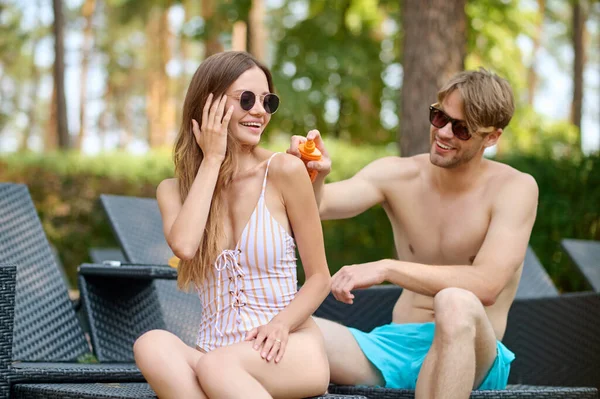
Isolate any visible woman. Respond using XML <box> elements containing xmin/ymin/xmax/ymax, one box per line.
<box><xmin>133</xmin><ymin>51</ymin><xmax>331</xmax><ymax>399</ymax></box>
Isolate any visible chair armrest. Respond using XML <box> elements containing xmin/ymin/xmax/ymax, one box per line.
<box><xmin>78</xmin><ymin>263</ymin><xmax>177</xmax><ymax>280</ymax></box>
<box><xmin>0</xmin><ymin>264</ymin><xmax>17</xmax><ymax>399</ymax></box>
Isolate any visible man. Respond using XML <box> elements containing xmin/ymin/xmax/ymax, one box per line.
<box><xmin>287</xmin><ymin>68</ymin><xmax>539</xmax><ymax>399</ymax></box>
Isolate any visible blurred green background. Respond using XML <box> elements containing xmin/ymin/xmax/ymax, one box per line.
<box><xmin>0</xmin><ymin>0</ymin><xmax>598</xmax><ymax>292</ymax></box>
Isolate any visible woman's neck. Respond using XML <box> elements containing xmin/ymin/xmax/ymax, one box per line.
<box><xmin>232</xmin><ymin>145</ymin><xmax>262</xmax><ymax>176</ymax></box>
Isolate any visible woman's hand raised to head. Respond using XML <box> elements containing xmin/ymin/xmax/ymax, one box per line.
<box><xmin>192</xmin><ymin>93</ymin><xmax>234</xmax><ymax>163</ymax></box>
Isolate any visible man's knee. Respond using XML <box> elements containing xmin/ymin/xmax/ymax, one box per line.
<box><xmin>434</xmin><ymin>288</ymin><xmax>483</xmax><ymax>340</ymax></box>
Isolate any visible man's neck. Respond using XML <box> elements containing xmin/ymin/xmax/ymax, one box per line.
<box><xmin>429</xmin><ymin>156</ymin><xmax>487</xmax><ymax>194</ymax></box>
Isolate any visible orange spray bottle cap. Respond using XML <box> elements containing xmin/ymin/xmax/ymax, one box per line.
<box><xmin>298</xmin><ymin>139</ymin><xmax>322</xmax><ymax>182</ymax></box>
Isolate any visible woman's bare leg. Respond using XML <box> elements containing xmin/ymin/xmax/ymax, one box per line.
<box><xmin>134</xmin><ymin>329</ymin><xmax>206</xmax><ymax>399</ymax></box>
<box><xmin>196</xmin><ymin>322</ymin><xmax>329</xmax><ymax>399</ymax></box>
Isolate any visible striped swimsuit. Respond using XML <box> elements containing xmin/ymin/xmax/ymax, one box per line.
<box><xmin>196</xmin><ymin>153</ymin><xmax>298</xmax><ymax>352</ymax></box>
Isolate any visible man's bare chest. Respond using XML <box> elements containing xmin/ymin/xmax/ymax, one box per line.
<box><xmin>384</xmin><ymin>187</ymin><xmax>491</xmax><ymax>265</ymax></box>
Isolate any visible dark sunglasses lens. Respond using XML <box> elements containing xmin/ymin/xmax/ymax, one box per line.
<box><xmin>264</xmin><ymin>94</ymin><xmax>279</xmax><ymax>114</ymax></box>
<box><xmin>453</xmin><ymin>124</ymin><xmax>470</xmax><ymax>140</ymax></box>
<box><xmin>430</xmin><ymin>107</ymin><xmax>471</xmax><ymax>140</ymax></box>
<box><xmin>430</xmin><ymin>108</ymin><xmax>448</xmax><ymax>128</ymax></box>
<box><xmin>239</xmin><ymin>91</ymin><xmax>256</xmax><ymax>111</ymax></box>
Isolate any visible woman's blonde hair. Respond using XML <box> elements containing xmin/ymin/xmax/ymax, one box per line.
<box><xmin>437</xmin><ymin>68</ymin><xmax>514</xmax><ymax>134</ymax></box>
<box><xmin>173</xmin><ymin>51</ymin><xmax>274</xmax><ymax>290</ymax></box>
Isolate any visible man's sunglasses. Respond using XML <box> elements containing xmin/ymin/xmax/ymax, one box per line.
<box><xmin>429</xmin><ymin>103</ymin><xmax>472</xmax><ymax>141</ymax></box>
<box><xmin>233</xmin><ymin>91</ymin><xmax>280</xmax><ymax>114</ymax></box>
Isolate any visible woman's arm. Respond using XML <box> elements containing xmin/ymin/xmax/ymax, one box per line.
<box><xmin>273</xmin><ymin>154</ymin><xmax>332</xmax><ymax>329</ymax></box>
<box><xmin>245</xmin><ymin>153</ymin><xmax>331</xmax><ymax>362</ymax></box>
<box><xmin>157</xmin><ymin>94</ymin><xmax>233</xmax><ymax>260</ymax></box>
<box><xmin>157</xmin><ymin>157</ymin><xmax>222</xmax><ymax>260</ymax></box>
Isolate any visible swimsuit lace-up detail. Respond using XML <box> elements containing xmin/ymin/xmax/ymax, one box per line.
<box><xmin>211</xmin><ymin>248</ymin><xmax>245</xmax><ymax>337</ymax></box>
<box><xmin>196</xmin><ymin>153</ymin><xmax>298</xmax><ymax>351</ymax></box>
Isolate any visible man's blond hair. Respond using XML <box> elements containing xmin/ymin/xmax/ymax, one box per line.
<box><xmin>437</xmin><ymin>68</ymin><xmax>515</xmax><ymax>134</ymax></box>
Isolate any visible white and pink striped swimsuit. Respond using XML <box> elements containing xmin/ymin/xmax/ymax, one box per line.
<box><xmin>196</xmin><ymin>153</ymin><xmax>298</xmax><ymax>352</ymax></box>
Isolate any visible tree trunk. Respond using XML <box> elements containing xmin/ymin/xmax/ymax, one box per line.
<box><xmin>527</xmin><ymin>0</ymin><xmax>545</xmax><ymax>106</ymax></box>
<box><xmin>20</xmin><ymin>1</ymin><xmax>42</xmax><ymax>152</ymax></box>
<box><xmin>248</xmin><ymin>0</ymin><xmax>266</xmax><ymax>62</ymax></box>
<box><xmin>333</xmin><ymin>0</ymin><xmax>352</xmax><ymax>139</ymax></box>
<box><xmin>98</xmin><ymin>85</ymin><xmax>111</xmax><ymax>151</ymax></box>
<box><xmin>46</xmin><ymin>83</ymin><xmax>58</xmax><ymax>150</ymax></box>
<box><xmin>399</xmin><ymin>0</ymin><xmax>467</xmax><ymax>156</ymax></box>
<box><xmin>115</xmin><ymin>88</ymin><xmax>132</xmax><ymax>150</ymax></box>
<box><xmin>202</xmin><ymin>0</ymin><xmax>223</xmax><ymax>57</ymax></box>
<box><xmin>232</xmin><ymin>21</ymin><xmax>247</xmax><ymax>52</ymax></box>
<box><xmin>571</xmin><ymin>0</ymin><xmax>587</xmax><ymax>152</ymax></box>
<box><xmin>145</xmin><ymin>6</ymin><xmax>171</xmax><ymax>148</ymax></box>
<box><xmin>77</xmin><ymin>0</ymin><xmax>96</xmax><ymax>150</ymax></box>
<box><xmin>176</xmin><ymin>0</ymin><xmax>194</xmax><ymax>130</ymax></box>
<box><xmin>52</xmin><ymin>0</ymin><xmax>69</xmax><ymax>149</ymax></box>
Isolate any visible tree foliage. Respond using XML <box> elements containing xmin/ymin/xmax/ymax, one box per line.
<box><xmin>0</xmin><ymin>0</ymin><xmax>596</xmax><ymax>156</ymax></box>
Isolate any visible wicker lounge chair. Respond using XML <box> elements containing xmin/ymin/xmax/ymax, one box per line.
<box><xmin>561</xmin><ymin>239</ymin><xmax>600</xmax><ymax>293</ymax></box>
<box><xmin>0</xmin><ymin>185</ymin><xmax>364</xmax><ymax>399</ymax></box>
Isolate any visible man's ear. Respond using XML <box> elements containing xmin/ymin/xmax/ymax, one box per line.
<box><xmin>483</xmin><ymin>128</ymin><xmax>502</xmax><ymax>148</ymax></box>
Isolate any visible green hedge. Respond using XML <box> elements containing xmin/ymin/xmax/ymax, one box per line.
<box><xmin>1</xmin><ymin>143</ymin><xmax>598</xmax><ymax>292</ymax></box>
<box><xmin>498</xmin><ymin>153</ymin><xmax>600</xmax><ymax>291</ymax></box>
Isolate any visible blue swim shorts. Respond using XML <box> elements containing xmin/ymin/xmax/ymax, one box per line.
<box><xmin>349</xmin><ymin>322</ymin><xmax>515</xmax><ymax>390</ymax></box>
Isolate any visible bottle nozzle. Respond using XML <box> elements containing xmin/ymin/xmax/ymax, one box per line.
<box><xmin>304</xmin><ymin>139</ymin><xmax>316</xmax><ymax>153</ymax></box>
<box><xmin>298</xmin><ymin>139</ymin><xmax>321</xmax><ymax>182</ymax></box>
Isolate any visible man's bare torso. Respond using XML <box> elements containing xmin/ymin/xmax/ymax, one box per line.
<box><xmin>379</xmin><ymin>154</ymin><xmax>522</xmax><ymax>340</ymax></box>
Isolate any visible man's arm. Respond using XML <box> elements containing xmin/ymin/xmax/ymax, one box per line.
<box><xmin>316</xmin><ymin>158</ymin><xmax>389</xmax><ymax>220</ymax></box>
<box><xmin>288</xmin><ymin>130</ymin><xmax>393</xmax><ymax>220</ymax></box>
<box><xmin>332</xmin><ymin>172</ymin><xmax>539</xmax><ymax>306</ymax></box>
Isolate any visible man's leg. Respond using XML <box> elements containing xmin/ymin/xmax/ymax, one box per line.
<box><xmin>415</xmin><ymin>288</ymin><xmax>499</xmax><ymax>399</ymax></box>
<box><xmin>313</xmin><ymin>317</ymin><xmax>384</xmax><ymax>386</ymax></box>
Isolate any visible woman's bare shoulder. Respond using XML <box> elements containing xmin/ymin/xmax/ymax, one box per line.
<box><xmin>268</xmin><ymin>152</ymin><xmax>309</xmax><ymax>180</ymax></box>
<box><xmin>156</xmin><ymin>178</ymin><xmax>180</xmax><ymax>201</ymax></box>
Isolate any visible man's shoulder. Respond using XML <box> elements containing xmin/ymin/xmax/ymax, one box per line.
<box><xmin>485</xmin><ymin>160</ymin><xmax>539</xmax><ymax>204</ymax></box>
<box><xmin>486</xmin><ymin>160</ymin><xmax>537</xmax><ymax>189</ymax></box>
<box><xmin>362</xmin><ymin>154</ymin><xmax>424</xmax><ymax>182</ymax></box>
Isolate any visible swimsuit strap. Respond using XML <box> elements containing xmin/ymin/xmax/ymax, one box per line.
<box><xmin>260</xmin><ymin>153</ymin><xmax>280</xmax><ymax>197</ymax></box>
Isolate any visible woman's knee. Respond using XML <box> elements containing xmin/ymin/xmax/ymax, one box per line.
<box><xmin>194</xmin><ymin>349</ymin><xmax>235</xmax><ymax>386</ymax></box>
<box><xmin>306</xmin><ymin>354</ymin><xmax>330</xmax><ymax>394</ymax></box>
<box><xmin>133</xmin><ymin>330</ymin><xmax>182</xmax><ymax>370</ymax></box>
<box><xmin>434</xmin><ymin>288</ymin><xmax>483</xmax><ymax>339</ymax></box>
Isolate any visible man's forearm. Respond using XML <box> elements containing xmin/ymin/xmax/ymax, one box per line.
<box><xmin>312</xmin><ymin>173</ymin><xmax>327</xmax><ymax>216</ymax></box>
<box><xmin>381</xmin><ymin>259</ymin><xmax>499</xmax><ymax>306</ymax></box>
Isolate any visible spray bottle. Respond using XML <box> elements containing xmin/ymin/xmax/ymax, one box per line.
<box><xmin>298</xmin><ymin>139</ymin><xmax>322</xmax><ymax>182</ymax></box>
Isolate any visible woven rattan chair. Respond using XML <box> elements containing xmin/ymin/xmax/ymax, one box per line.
<box><xmin>1</xmin><ymin>184</ymin><xmax>363</xmax><ymax>398</ymax></box>
<box><xmin>0</xmin><ymin>184</ymin><xmax>154</xmax><ymax>398</ymax></box>
<box><xmin>561</xmin><ymin>239</ymin><xmax>600</xmax><ymax>293</ymax></box>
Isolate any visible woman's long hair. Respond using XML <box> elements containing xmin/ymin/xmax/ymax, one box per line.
<box><xmin>174</xmin><ymin>51</ymin><xmax>274</xmax><ymax>290</ymax></box>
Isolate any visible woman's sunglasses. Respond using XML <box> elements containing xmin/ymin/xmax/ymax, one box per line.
<box><xmin>429</xmin><ymin>103</ymin><xmax>472</xmax><ymax>141</ymax></box>
<box><xmin>233</xmin><ymin>91</ymin><xmax>280</xmax><ymax>114</ymax></box>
